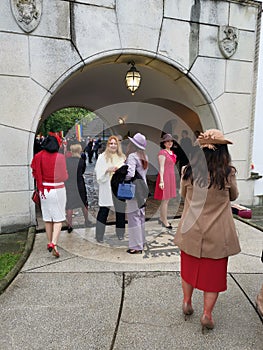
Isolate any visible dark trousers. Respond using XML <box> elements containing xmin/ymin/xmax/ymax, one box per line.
<box><xmin>96</xmin><ymin>197</ymin><xmax>126</xmax><ymax>241</ymax></box>
<box><xmin>88</xmin><ymin>151</ymin><xmax>93</xmax><ymax>163</ymax></box>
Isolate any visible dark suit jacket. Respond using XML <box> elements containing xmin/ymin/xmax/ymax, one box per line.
<box><xmin>111</xmin><ymin>165</ymin><xmax>128</xmax><ymax>197</ymax></box>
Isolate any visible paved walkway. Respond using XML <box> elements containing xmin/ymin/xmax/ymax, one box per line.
<box><xmin>0</xmin><ymin>217</ymin><xmax>262</xmax><ymax>349</ymax></box>
<box><xmin>0</xmin><ymin>159</ymin><xmax>262</xmax><ymax>349</ymax></box>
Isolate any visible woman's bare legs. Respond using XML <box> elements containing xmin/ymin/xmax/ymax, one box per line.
<box><xmin>45</xmin><ymin>221</ymin><xmax>62</xmax><ymax>256</ymax></box>
<box><xmin>181</xmin><ymin>278</ymin><xmax>219</xmax><ymax>325</ymax></box>
<box><xmin>201</xmin><ymin>291</ymin><xmax>218</xmax><ymax>326</ymax></box>
<box><xmin>82</xmin><ymin>206</ymin><xmax>91</xmax><ymax>226</ymax></box>
<box><xmin>45</xmin><ymin>221</ymin><xmax>62</xmax><ymax>244</ymax></box>
<box><xmin>199</xmin><ymin>291</ymin><xmax>218</xmax><ymax>331</ymax></box>
<box><xmin>45</xmin><ymin>222</ymin><xmax>53</xmax><ymax>244</ymax></box>
<box><xmin>256</xmin><ymin>284</ymin><xmax>263</xmax><ymax>316</ymax></box>
<box><xmin>160</xmin><ymin>199</ymin><xmax>169</xmax><ymax>225</ymax></box>
<box><xmin>203</xmin><ymin>292</ymin><xmax>218</xmax><ymax>319</ymax></box>
<box><xmin>182</xmin><ymin>278</ymin><xmax>194</xmax><ymax>304</ymax></box>
<box><xmin>52</xmin><ymin>222</ymin><xmax>62</xmax><ymax>245</ymax></box>
<box><xmin>66</xmin><ymin>209</ymin><xmax>73</xmax><ymax>228</ymax></box>
<box><xmin>51</xmin><ymin>222</ymin><xmax>62</xmax><ymax>257</ymax></box>
<box><xmin>181</xmin><ymin>278</ymin><xmax>194</xmax><ymax>317</ymax></box>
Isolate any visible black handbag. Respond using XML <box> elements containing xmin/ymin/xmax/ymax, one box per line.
<box><xmin>117</xmin><ymin>182</ymin><xmax>136</xmax><ymax>200</ymax></box>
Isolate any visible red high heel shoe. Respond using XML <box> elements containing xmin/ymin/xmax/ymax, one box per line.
<box><xmin>200</xmin><ymin>315</ymin><xmax>214</xmax><ymax>333</ymax></box>
<box><xmin>47</xmin><ymin>243</ymin><xmax>54</xmax><ymax>252</ymax></box>
<box><xmin>52</xmin><ymin>244</ymin><xmax>60</xmax><ymax>258</ymax></box>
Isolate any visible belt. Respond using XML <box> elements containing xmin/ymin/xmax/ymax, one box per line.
<box><xmin>42</xmin><ymin>182</ymin><xmax>65</xmax><ymax>190</ymax></box>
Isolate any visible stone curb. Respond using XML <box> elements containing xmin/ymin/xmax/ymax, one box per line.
<box><xmin>234</xmin><ymin>215</ymin><xmax>263</xmax><ymax>232</ymax></box>
<box><xmin>0</xmin><ymin>226</ymin><xmax>36</xmax><ymax>295</ymax></box>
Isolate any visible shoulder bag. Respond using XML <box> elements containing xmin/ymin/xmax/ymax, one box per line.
<box><xmin>117</xmin><ymin>182</ymin><xmax>136</xmax><ymax>200</ymax></box>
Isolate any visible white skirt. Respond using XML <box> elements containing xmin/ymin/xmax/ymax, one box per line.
<box><xmin>40</xmin><ymin>187</ymin><xmax>66</xmax><ymax>222</ymax></box>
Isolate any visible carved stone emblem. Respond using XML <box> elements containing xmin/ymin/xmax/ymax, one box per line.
<box><xmin>10</xmin><ymin>0</ymin><xmax>42</xmax><ymax>33</ymax></box>
<box><xmin>218</xmin><ymin>25</ymin><xmax>239</xmax><ymax>59</ymax></box>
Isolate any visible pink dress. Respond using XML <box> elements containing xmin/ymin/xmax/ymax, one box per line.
<box><xmin>154</xmin><ymin>149</ymin><xmax>177</xmax><ymax>200</ymax></box>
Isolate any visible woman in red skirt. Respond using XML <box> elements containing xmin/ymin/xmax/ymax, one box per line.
<box><xmin>174</xmin><ymin>129</ymin><xmax>241</xmax><ymax>332</ymax></box>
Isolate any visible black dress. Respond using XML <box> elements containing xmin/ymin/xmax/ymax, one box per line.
<box><xmin>65</xmin><ymin>156</ymin><xmax>88</xmax><ymax>210</ymax></box>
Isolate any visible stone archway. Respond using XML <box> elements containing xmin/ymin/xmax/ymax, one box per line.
<box><xmin>35</xmin><ymin>53</ymin><xmax>218</xmax><ymax>185</ymax></box>
<box><xmin>31</xmin><ymin>53</ymin><xmax>218</xmax><ymax>231</ymax></box>
<box><xmin>1</xmin><ymin>1</ymin><xmax>260</xmax><ymax>233</ymax></box>
<box><xmin>29</xmin><ymin>53</ymin><xmax>216</xmax><ymax>231</ymax></box>
<box><xmin>39</xmin><ymin>53</ymin><xmax>218</xmax><ymax>140</ymax></box>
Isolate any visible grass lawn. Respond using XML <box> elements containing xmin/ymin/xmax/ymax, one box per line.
<box><xmin>0</xmin><ymin>231</ymin><xmax>27</xmax><ymax>280</ymax></box>
<box><xmin>0</xmin><ymin>253</ymin><xmax>21</xmax><ymax>279</ymax></box>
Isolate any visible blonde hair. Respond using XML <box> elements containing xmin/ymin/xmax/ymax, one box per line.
<box><xmin>70</xmin><ymin>144</ymin><xmax>82</xmax><ymax>158</ymax></box>
<box><xmin>104</xmin><ymin>136</ymin><xmax>125</xmax><ymax>162</ymax></box>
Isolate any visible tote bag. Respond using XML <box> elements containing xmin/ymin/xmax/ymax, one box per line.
<box><xmin>117</xmin><ymin>182</ymin><xmax>136</xmax><ymax>200</ymax></box>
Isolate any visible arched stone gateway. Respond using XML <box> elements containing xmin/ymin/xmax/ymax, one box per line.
<box><xmin>0</xmin><ymin>0</ymin><xmax>261</xmax><ymax>232</ymax></box>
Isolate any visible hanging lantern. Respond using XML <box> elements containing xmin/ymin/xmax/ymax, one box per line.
<box><xmin>125</xmin><ymin>61</ymin><xmax>141</xmax><ymax>95</ymax></box>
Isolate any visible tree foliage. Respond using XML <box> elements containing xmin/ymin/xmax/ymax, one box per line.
<box><xmin>38</xmin><ymin>107</ymin><xmax>95</xmax><ymax>136</ymax></box>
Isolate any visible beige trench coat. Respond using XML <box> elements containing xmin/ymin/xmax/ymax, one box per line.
<box><xmin>174</xmin><ymin>169</ymin><xmax>241</xmax><ymax>259</ymax></box>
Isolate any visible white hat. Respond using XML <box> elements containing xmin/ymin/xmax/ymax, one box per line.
<box><xmin>128</xmin><ymin>133</ymin><xmax>147</xmax><ymax>150</ymax></box>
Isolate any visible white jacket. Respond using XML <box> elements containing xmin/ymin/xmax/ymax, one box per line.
<box><xmin>95</xmin><ymin>152</ymin><xmax>125</xmax><ymax>207</ymax></box>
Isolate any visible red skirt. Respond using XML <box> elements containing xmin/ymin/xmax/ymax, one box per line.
<box><xmin>181</xmin><ymin>251</ymin><xmax>228</xmax><ymax>292</ymax></box>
